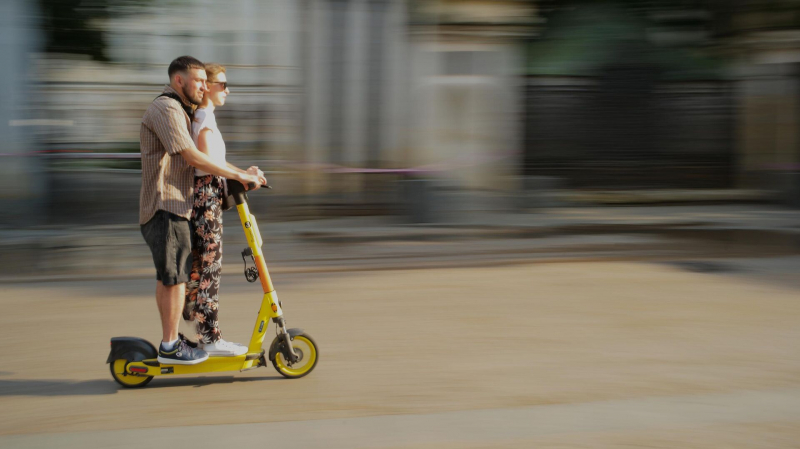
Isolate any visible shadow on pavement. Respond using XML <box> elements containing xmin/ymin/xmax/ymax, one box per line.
<box><xmin>146</xmin><ymin>375</ymin><xmax>280</xmax><ymax>389</ymax></box>
<box><xmin>0</xmin><ymin>375</ymin><xmax>278</xmax><ymax>396</ymax></box>
<box><xmin>0</xmin><ymin>379</ymin><xmax>119</xmax><ymax>396</ymax></box>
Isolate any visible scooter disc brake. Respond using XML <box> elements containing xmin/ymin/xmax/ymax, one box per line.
<box><xmin>283</xmin><ymin>347</ymin><xmax>303</xmax><ymax>366</ymax></box>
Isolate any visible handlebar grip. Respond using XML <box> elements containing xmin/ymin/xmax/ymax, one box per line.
<box><xmin>227</xmin><ymin>180</ymin><xmax>272</xmax><ymax>207</ymax></box>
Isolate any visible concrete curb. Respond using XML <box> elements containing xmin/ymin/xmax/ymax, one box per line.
<box><xmin>0</xmin><ymin>254</ymin><xmax>699</xmax><ymax>284</ymax></box>
<box><xmin>4</xmin><ymin>204</ymin><xmax>800</xmax><ymax>282</ymax></box>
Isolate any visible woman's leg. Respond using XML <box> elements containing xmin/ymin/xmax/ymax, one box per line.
<box><xmin>186</xmin><ymin>175</ymin><xmax>224</xmax><ymax>344</ymax></box>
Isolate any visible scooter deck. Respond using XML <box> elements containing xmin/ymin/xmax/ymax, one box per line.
<box><xmin>126</xmin><ymin>351</ymin><xmax>264</xmax><ymax>376</ymax></box>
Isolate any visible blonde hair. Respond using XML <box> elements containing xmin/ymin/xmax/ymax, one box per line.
<box><xmin>204</xmin><ymin>63</ymin><xmax>226</xmax><ymax>82</ymax></box>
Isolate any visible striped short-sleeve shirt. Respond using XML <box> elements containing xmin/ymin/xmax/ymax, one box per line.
<box><xmin>139</xmin><ymin>86</ymin><xmax>197</xmax><ymax>225</ymax></box>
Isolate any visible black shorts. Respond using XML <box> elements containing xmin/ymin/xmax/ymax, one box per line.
<box><xmin>141</xmin><ymin>210</ymin><xmax>193</xmax><ymax>286</ymax></box>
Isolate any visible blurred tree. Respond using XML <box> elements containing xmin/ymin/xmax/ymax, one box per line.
<box><xmin>537</xmin><ymin>0</ymin><xmax>800</xmax><ymax>36</ymax></box>
<box><xmin>37</xmin><ymin>0</ymin><xmax>110</xmax><ymax>61</ymax></box>
<box><xmin>36</xmin><ymin>0</ymin><xmax>153</xmax><ymax>61</ymax></box>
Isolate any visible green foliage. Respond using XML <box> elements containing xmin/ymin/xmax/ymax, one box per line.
<box><xmin>36</xmin><ymin>0</ymin><xmax>153</xmax><ymax>61</ymax></box>
<box><xmin>526</xmin><ymin>2</ymin><xmax>730</xmax><ymax>79</ymax></box>
<box><xmin>37</xmin><ymin>0</ymin><xmax>109</xmax><ymax>61</ymax></box>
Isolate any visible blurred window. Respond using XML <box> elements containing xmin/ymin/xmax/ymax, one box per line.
<box><xmin>256</xmin><ymin>32</ymin><xmax>273</xmax><ymax>66</ymax></box>
<box><xmin>213</xmin><ymin>32</ymin><xmax>238</xmax><ymax>64</ymax></box>
<box><xmin>442</xmin><ymin>51</ymin><xmax>499</xmax><ymax>76</ymax></box>
<box><xmin>163</xmin><ymin>32</ymin><xmax>195</xmax><ymax>59</ymax></box>
<box><xmin>109</xmin><ymin>32</ymin><xmax>148</xmax><ymax>64</ymax></box>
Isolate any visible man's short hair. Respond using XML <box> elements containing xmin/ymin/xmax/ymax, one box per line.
<box><xmin>168</xmin><ymin>56</ymin><xmax>205</xmax><ymax>78</ymax></box>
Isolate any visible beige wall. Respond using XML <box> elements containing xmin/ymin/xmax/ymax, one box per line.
<box><xmin>734</xmin><ymin>54</ymin><xmax>800</xmax><ymax>187</ymax></box>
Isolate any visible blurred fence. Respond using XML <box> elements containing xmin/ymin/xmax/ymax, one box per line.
<box><xmin>523</xmin><ymin>76</ymin><xmax>735</xmax><ymax>190</ymax></box>
<box><xmin>41</xmin><ymin>152</ymin><xmax>441</xmax><ymax>225</ymax></box>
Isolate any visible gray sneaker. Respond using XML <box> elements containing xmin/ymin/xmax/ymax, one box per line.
<box><xmin>157</xmin><ymin>340</ymin><xmax>209</xmax><ymax>365</ymax></box>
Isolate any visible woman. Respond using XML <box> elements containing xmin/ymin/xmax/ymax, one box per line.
<box><xmin>184</xmin><ymin>63</ymin><xmax>261</xmax><ymax>356</ymax></box>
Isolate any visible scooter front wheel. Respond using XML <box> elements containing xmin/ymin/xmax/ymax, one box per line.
<box><xmin>271</xmin><ymin>333</ymin><xmax>318</xmax><ymax>379</ymax></box>
<box><xmin>109</xmin><ymin>359</ymin><xmax>153</xmax><ymax>388</ymax></box>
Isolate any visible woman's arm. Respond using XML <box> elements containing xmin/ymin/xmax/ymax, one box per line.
<box><xmin>185</xmin><ymin>129</ymin><xmax>265</xmax><ymax>185</ymax></box>
<box><xmin>194</xmin><ymin>127</ymin><xmax>266</xmax><ymax>184</ymax></box>
<box><xmin>196</xmin><ymin>128</ymin><xmax>213</xmax><ymax>156</ymax></box>
<box><xmin>198</xmin><ymin>129</ymin><xmax>243</xmax><ymax>173</ymax></box>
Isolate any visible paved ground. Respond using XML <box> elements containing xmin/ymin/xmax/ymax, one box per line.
<box><xmin>1</xmin><ymin>260</ymin><xmax>799</xmax><ymax>448</ymax></box>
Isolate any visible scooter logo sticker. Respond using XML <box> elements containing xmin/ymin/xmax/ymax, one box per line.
<box><xmin>161</xmin><ymin>367</ymin><xmax>174</xmax><ymax>374</ymax></box>
<box><xmin>258</xmin><ymin>320</ymin><xmax>265</xmax><ymax>332</ymax></box>
<box><xmin>245</xmin><ymin>222</ymin><xmax>251</xmax><ymax>229</ymax></box>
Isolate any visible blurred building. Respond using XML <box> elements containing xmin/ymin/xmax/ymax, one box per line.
<box><xmin>408</xmin><ymin>0</ymin><xmax>539</xmax><ymax>191</ymax></box>
<box><xmin>29</xmin><ymin>0</ymin><xmax>542</xmax><ymax>221</ymax></box>
<box><xmin>305</xmin><ymin>0</ymin><xmax>540</xmax><ymax>199</ymax></box>
<box><xmin>723</xmin><ymin>1</ymin><xmax>800</xmax><ymax>196</ymax></box>
<box><xmin>36</xmin><ymin>1</ymin><xmax>301</xmax><ymax>156</ymax></box>
<box><xmin>4</xmin><ymin>1</ymin><xmax>800</xmax><ymax>226</ymax></box>
<box><xmin>1</xmin><ymin>0</ymin><xmax>43</xmax><ymax>225</ymax></box>
<box><xmin>302</xmin><ymin>0</ymin><xmax>411</xmax><ymax>199</ymax></box>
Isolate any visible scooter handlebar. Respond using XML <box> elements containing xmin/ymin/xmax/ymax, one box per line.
<box><xmin>227</xmin><ymin>180</ymin><xmax>271</xmax><ymax>207</ymax></box>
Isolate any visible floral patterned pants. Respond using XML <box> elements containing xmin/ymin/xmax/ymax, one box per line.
<box><xmin>184</xmin><ymin>175</ymin><xmax>225</xmax><ymax>344</ymax></box>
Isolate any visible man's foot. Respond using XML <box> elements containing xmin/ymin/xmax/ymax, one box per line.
<box><xmin>202</xmin><ymin>339</ymin><xmax>248</xmax><ymax>357</ymax></box>
<box><xmin>157</xmin><ymin>340</ymin><xmax>209</xmax><ymax>365</ymax></box>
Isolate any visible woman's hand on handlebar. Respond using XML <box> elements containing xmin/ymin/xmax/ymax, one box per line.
<box><xmin>246</xmin><ymin>166</ymin><xmax>264</xmax><ymax>178</ymax></box>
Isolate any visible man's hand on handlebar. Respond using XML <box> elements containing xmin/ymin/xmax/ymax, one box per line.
<box><xmin>244</xmin><ymin>166</ymin><xmax>267</xmax><ymax>190</ymax></box>
<box><xmin>237</xmin><ymin>172</ymin><xmax>267</xmax><ymax>191</ymax></box>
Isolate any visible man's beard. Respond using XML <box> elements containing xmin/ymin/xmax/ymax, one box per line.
<box><xmin>182</xmin><ymin>84</ymin><xmax>202</xmax><ymax>106</ymax></box>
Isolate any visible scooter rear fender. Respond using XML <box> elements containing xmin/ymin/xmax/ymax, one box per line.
<box><xmin>107</xmin><ymin>337</ymin><xmax>158</xmax><ymax>364</ymax></box>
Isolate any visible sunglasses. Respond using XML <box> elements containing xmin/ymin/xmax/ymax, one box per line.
<box><xmin>208</xmin><ymin>81</ymin><xmax>228</xmax><ymax>89</ymax></box>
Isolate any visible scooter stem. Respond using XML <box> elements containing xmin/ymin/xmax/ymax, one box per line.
<box><xmin>229</xmin><ymin>182</ymin><xmax>274</xmax><ymax>293</ymax></box>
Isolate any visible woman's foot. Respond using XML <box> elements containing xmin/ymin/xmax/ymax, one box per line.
<box><xmin>202</xmin><ymin>339</ymin><xmax>248</xmax><ymax>356</ymax></box>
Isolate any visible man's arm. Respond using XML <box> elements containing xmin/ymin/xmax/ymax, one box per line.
<box><xmin>147</xmin><ymin>100</ymin><xmax>264</xmax><ymax>187</ymax></box>
<box><xmin>226</xmin><ymin>162</ymin><xmax>245</xmax><ymax>174</ymax></box>
<box><xmin>195</xmin><ymin>128</ymin><xmax>266</xmax><ymax>184</ymax></box>
<box><xmin>180</xmin><ymin>146</ymin><xmax>265</xmax><ymax>187</ymax></box>
<box><xmin>229</xmin><ymin>162</ymin><xmax>266</xmax><ymax>181</ymax></box>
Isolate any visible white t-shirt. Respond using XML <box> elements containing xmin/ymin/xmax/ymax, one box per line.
<box><xmin>191</xmin><ymin>108</ymin><xmax>227</xmax><ymax>176</ymax></box>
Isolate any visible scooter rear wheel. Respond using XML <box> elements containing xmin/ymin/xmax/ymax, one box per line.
<box><xmin>110</xmin><ymin>359</ymin><xmax>153</xmax><ymax>388</ymax></box>
<box><xmin>271</xmin><ymin>334</ymin><xmax>318</xmax><ymax>379</ymax></box>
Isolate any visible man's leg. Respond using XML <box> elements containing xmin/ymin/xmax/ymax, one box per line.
<box><xmin>144</xmin><ymin>211</ymin><xmax>207</xmax><ymax>364</ymax></box>
<box><xmin>156</xmin><ymin>281</ymin><xmax>185</xmax><ymax>343</ymax></box>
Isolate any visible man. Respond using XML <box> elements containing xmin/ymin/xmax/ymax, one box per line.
<box><xmin>139</xmin><ymin>56</ymin><xmax>266</xmax><ymax>365</ymax></box>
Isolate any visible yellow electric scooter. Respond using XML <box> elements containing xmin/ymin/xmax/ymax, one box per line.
<box><xmin>107</xmin><ymin>181</ymin><xmax>318</xmax><ymax>388</ymax></box>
